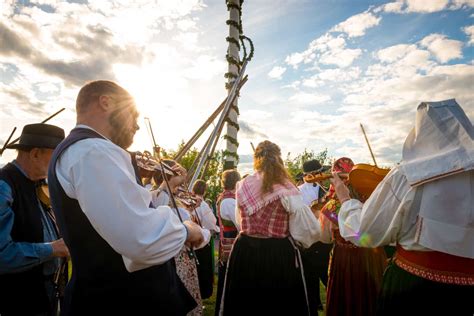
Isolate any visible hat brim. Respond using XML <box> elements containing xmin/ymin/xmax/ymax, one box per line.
<box><xmin>5</xmin><ymin>143</ymin><xmax>57</xmax><ymax>150</ymax></box>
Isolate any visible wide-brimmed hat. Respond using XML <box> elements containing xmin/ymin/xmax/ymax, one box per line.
<box><xmin>6</xmin><ymin>123</ymin><xmax>65</xmax><ymax>150</ymax></box>
<box><xmin>302</xmin><ymin>159</ymin><xmax>330</xmax><ymax>174</ymax></box>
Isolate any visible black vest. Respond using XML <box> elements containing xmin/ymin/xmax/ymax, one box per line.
<box><xmin>0</xmin><ymin>163</ymin><xmax>52</xmax><ymax>315</ymax></box>
<box><xmin>48</xmin><ymin>128</ymin><xmax>195</xmax><ymax>316</ymax></box>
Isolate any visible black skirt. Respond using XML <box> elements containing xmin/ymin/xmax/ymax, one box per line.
<box><xmin>377</xmin><ymin>262</ymin><xmax>474</xmax><ymax>316</ymax></box>
<box><xmin>222</xmin><ymin>234</ymin><xmax>309</xmax><ymax>316</ymax></box>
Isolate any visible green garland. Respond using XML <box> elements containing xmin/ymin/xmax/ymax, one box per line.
<box><xmin>223</xmin><ymin>134</ymin><xmax>240</xmax><ymax>147</ymax></box>
<box><xmin>224</xmin><ymin>117</ymin><xmax>240</xmax><ymax>130</ymax></box>
<box><xmin>222</xmin><ymin>149</ymin><xmax>240</xmax><ymax>162</ymax></box>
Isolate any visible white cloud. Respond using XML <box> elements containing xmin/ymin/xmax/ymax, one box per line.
<box><xmin>463</xmin><ymin>25</ymin><xmax>474</xmax><ymax>45</ymax></box>
<box><xmin>285</xmin><ymin>34</ymin><xmax>361</xmax><ymax>69</ymax></box>
<box><xmin>319</xmin><ymin>48</ymin><xmax>362</xmax><ymax>68</ymax></box>
<box><xmin>405</xmin><ymin>0</ymin><xmax>449</xmax><ymax>12</ymax></box>
<box><xmin>450</xmin><ymin>0</ymin><xmax>474</xmax><ymax>9</ymax></box>
<box><xmin>331</xmin><ymin>12</ymin><xmax>381</xmax><ymax>37</ymax></box>
<box><xmin>289</xmin><ymin>92</ymin><xmax>331</xmax><ymax>106</ymax></box>
<box><xmin>268</xmin><ymin>66</ymin><xmax>287</xmax><ymax>79</ymax></box>
<box><xmin>303</xmin><ymin>67</ymin><xmax>361</xmax><ymax>87</ymax></box>
<box><xmin>382</xmin><ymin>0</ymin><xmax>471</xmax><ymax>13</ymax></box>
<box><xmin>383</xmin><ymin>1</ymin><xmax>404</xmax><ymax>13</ymax></box>
<box><xmin>377</xmin><ymin>44</ymin><xmax>417</xmax><ymax>62</ymax></box>
<box><xmin>420</xmin><ymin>33</ymin><xmax>463</xmax><ymax>63</ymax></box>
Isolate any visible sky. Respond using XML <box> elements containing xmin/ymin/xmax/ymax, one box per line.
<box><xmin>1</xmin><ymin>0</ymin><xmax>473</xmax><ymax>173</ymax></box>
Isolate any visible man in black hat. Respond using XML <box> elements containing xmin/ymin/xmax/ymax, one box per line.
<box><xmin>299</xmin><ymin>159</ymin><xmax>333</xmax><ymax>314</ymax></box>
<box><xmin>0</xmin><ymin>123</ymin><xmax>69</xmax><ymax>316</ymax></box>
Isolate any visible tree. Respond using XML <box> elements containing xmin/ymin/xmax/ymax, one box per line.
<box><xmin>162</xmin><ymin>142</ymin><xmax>224</xmax><ymax>205</ymax></box>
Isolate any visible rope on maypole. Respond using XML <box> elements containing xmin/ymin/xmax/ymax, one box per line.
<box><xmin>223</xmin><ymin>0</ymin><xmax>254</xmax><ymax>170</ymax></box>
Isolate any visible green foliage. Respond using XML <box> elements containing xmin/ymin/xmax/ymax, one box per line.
<box><xmin>284</xmin><ymin>148</ymin><xmax>331</xmax><ymax>181</ymax></box>
<box><xmin>163</xmin><ymin>141</ymin><xmax>224</xmax><ymax>204</ymax></box>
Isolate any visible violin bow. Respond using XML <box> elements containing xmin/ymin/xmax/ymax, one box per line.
<box><xmin>0</xmin><ymin>127</ymin><xmax>17</xmax><ymax>156</ymax></box>
<box><xmin>360</xmin><ymin>123</ymin><xmax>378</xmax><ymax>167</ymax></box>
<box><xmin>145</xmin><ymin>118</ymin><xmax>199</xmax><ymax>264</ymax></box>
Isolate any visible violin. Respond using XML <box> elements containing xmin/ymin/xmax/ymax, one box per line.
<box><xmin>349</xmin><ymin>164</ymin><xmax>390</xmax><ymax>202</ymax></box>
<box><xmin>175</xmin><ymin>187</ymin><xmax>201</xmax><ymax>209</ymax></box>
<box><xmin>36</xmin><ymin>179</ymin><xmax>51</xmax><ymax>208</ymax></box>
<box><xmin>133</xmin><ymin>151</ymin><xmax>178</xmax><ymax>177</ymax></box>
<box><xmin>303</xmin><ymin>166</ymin><xmax>390</xmax><ymax>202</ymax></box>
<box><xmin>303</xmin><ymin>172</ymin><xmax>349</xmax><ymax>183</ymax></box>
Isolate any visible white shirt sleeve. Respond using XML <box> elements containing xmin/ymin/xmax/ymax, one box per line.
<box><xmin>151</xmin><ymin>190</ymin><xmax>169</xmax><ymax>207</ymax></box>
<box><xmin>281</xmin><ymin>194</ymin><xmax>322</xmax><ymax>248</ymax></box>
<box><xmin>56</xmin><ymin>139</ymin><xmax>187</xmax><ymax>272</ymax></box>
<box><xmin>195</xmin><ymin>201</ymin><xmax>219</xmax><ymax>233</ymax></box>
<box><xmin>338</xmin><ymin>167</ymin><xmax>413</xmax><ymax>248</ymax></box>
<box><xmin>220</xmin><ymin>198</ymin><xmax>240</xmax><ymax>229</ymax></box>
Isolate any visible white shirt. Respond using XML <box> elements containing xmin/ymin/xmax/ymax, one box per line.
<box><xmin>298</xmin><ymin>182</ymin><xmax>320</xmax><ymax>207</ymax></box>
<box><xmin>193</xmin><ymin>200</ymin><xmax>219</xmax><ymax>233</ymax></box>
<box><xmin>220</xmin><ymin>197</ymin><xmax>239</xmax><ymax>230</ymax></box>
<box><xmin>338</xmin><ymin>166</ymin><xmax>473</xmax><ymax>258</ymax></box>
<box><xmin>234</xmin><ymin>194</ymin><xmax>322</xmax><ymax>249</ymax></box>
<box><xmin>55</xmin><ymin>125</ymin><xmax>187</xmax><ymax>272</ymax></box>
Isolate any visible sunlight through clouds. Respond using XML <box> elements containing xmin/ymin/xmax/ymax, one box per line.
<box><xmin>1</xmin><ymin>0</ymin><xmax>473</xmax><ymax>168</ymax></box>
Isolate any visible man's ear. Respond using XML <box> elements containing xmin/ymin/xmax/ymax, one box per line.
<box><xmin>29</xmin><ymin>148</ymin><xmax>41</xmax><ymax>160</ymax></box>
<box><xmin>98</xmin><ymin>95</ymin><xmax>112</xmax><ymax>112</ymax></box>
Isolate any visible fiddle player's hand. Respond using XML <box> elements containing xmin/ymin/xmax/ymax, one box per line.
<box><xmin>330</xmin><ymin>172</ymin><xmax>351</xmax><ymax>203</ymax></box>
<box><xmin>168</xmin><ymin>164</ymin><xmax>187</xmax><ymax>189</ymax></box>
<box><xmin>50</xmin><ymin>238</ymin><xmax>70</xmax><ymax>258</ymax></box>
<box><xmin>183</xmin><ymin>220</ymin><xmax>204</xmax><ymax>248</ymax></box>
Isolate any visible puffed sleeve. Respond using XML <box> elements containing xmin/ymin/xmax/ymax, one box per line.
<box><xmin>281</xmin><ymin>194</ymin><xmax>322</xmax><ymax>248</ymax></box>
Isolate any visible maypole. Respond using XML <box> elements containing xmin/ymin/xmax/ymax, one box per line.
<box><xmin>223</xmin><ymin>0</ymin><xmax>242</xmax><ymax>170</ymax></box>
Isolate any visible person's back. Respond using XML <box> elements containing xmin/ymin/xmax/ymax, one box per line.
<box><xmin>334</xmin><ymin>99</ymin><xmax>474</xmax><ymax>315</ymax></box>
<box><xmin>221</xmin><ymin>141</ymin><xmax>323</xmax><ymax>316</ymax></box>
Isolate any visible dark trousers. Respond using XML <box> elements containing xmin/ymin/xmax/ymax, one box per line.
<box><xmin>301</xmin><ymin>241</ymin><xmax>333</xmax><ymax>316</ymax></box>
<box><xmin>214</xmin><ymin>261</ymin><xmax>227</xmax><ymax>316</ymax></box>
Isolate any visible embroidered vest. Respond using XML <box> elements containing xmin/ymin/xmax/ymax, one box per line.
<box><xmin>217</xmin><ymin>190</ymin><xmax>237</xmax><ymax>262</ymax></box>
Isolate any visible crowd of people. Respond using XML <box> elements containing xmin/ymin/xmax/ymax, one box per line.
<box><xmin>0</xmin><ymin>80</ymin><xmax>472</xmax><ymax>316</ymax></box>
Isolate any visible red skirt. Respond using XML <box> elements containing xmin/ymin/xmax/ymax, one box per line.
<box><xmin>325</xmin><ymin>231</ymin><xmax>387</xmax><ymax>316</ymax></box>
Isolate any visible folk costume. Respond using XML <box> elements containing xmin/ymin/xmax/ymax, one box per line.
<box><xmin>214</xmin><ymin>189</ymin><xmax>238</xmax><ymax>316</ymax></box>
<box><xmin>319</xmin><ymin>157</ymin><xmax>386</xmax><ymax>316</ymax></box>
<box><xmin>338</xmin><ymin>100</ymin><xmax>474</xmax><ymax>315</ymax></box>
<box><xmin>0</xmin><ymin>123</ymin><xmax>65</xmax><ymax>316</ymax></box>
<box><xmin>49</xmin><ymin>126</ymin><xmax>196</xmax><ymax>316</ymax></box>
<box><xmin>220</xmin><ymin>172</ymin><xmax>322</xmax><ymax>316</ymax></box>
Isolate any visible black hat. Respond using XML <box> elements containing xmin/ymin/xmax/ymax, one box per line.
<box><xmin>6</xmin><ymin>123</ymin><xmax>65</xmax><ymax>150</ymax></box>
<box><xmin>302</xmin><ymin>159</ymin><xmax>329</xmax><ymax>173</ymax></box>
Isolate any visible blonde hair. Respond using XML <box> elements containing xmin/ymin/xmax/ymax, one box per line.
<box><xmin>253</xmin><ymin>140</ymin><xmax>293</xmax><ymax>193</ymax></box>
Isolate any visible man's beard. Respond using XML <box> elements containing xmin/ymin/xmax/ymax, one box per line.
<box><xmin>109</xmin><ymin>110</ymin><xmax>135</xmax><ymax>149</ymax></box>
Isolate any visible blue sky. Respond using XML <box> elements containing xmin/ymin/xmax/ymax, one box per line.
<box><xmin>1</xmin><ymin>0</ymin><xmax>473</xmax><ymax>172</ymax></box>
